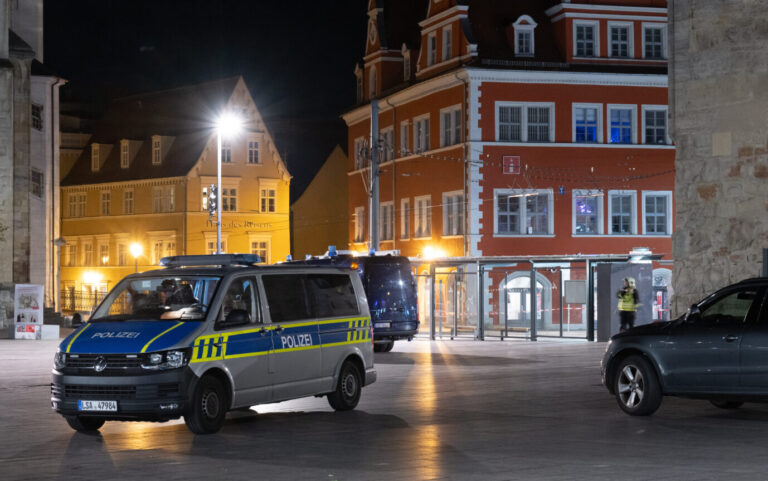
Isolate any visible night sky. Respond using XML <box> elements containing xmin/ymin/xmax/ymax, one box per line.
<box><xmin>43</xmin><ymin>0</ymin><xmax>367</xmax><ymax>198</ymax></box>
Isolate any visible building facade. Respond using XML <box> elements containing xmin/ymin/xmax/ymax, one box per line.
<box><xmin>0</xmin><ymin>0</ymin><xmax>65</xmax><ymax>335</ymax></box>
<box><xmin>291</xmin><ymin>145</ymin><xmax>350</xmax><ymax>259</ymax></box>
<box><xmin>59</xmin><ymin>77</ymin><xmax>291</xmax><ymax>314</ymax></box>
<box><xmin>343</xmin><ymin>0</ymin><xmax>674</xmax><ymax>332</ymax></box>
<box><xmin>670</xmin><ymin>0</ymin><xmax>768</xmax><ymax>313</ymax></box>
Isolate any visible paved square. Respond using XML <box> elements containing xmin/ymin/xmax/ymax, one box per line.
<box><xmin>1</xmin><ymin>338</ymin><xmax>765</xmax><ymax>480</ymax></box>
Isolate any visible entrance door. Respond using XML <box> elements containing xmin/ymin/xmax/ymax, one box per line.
<box><xmin>504</xmin><ymin>276</ymin><xmax>542</xmax><ymax>328</ymax></box>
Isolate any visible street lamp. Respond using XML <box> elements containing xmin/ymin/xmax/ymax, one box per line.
<box><xmin>130</xmin><ymin>242</ymin><xmax>142</xmax><ymax>273</ymax></box>
<box><xmin>214</xmin><ymin>112</ymin><xmax>243</xmax><ymax>254</ymax></box>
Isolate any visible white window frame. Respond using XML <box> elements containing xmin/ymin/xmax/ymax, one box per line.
<box><xmin>400</xmin><ymin>121</ymin><xmax>410</xmax><ymax>157</ymax></box>
<box><xmin>68</xmin><ymin>192</ymin><xmax>87</xmax><ymax>218</ymax></box>
<box><xmin>642</xmin><ymin>23</ymin><xmax>667</xmax><ymax>60</ymax></box>
<box><xmin>82</xmin><ymin>240</ymin><xmax>94</xmax><ymax>266</ymax></box>
<box><xmin>607</xmin><ymin>21</ymin><xmax>633</xmax><ymax>58</ymax></box>
<box><xmin>414</xmin><ymin>195</ymin><xmax>432</xmax><ymax>239</ymax></box>
<box><xmin>606</xmin><ymin>104</ymin><xmax>638</xmax><ymax>144</ymax></box>
<box><xmin>400</xmin><ymin>197</ymin><xmax>410</xmax><ymax>239</ymax></box>
<box><xmin>354</xmin><ymin>136</ymin><xmax>366</xmax><ymax>169</ymax></box>
<box><xmin>608</xmin><ymin>190</ymin><xmax>637</xmax><ymax>235</ymax></box>
<box><xmin>380</xmin><ymin>201</ymin><xmax>394</xmax><ymax>241</ymax></box>
<box><xmin>440</xmin><ymin>104</ymin><xmax>462</xmax><ymax>147</ymax></box>
<box><xmin>642</xmin><ymin>190</ymin><xmax>673</xmax><ymax>236</ymax></box>
<box><xmin>98</xmin><ymin>241</ymin><xmax>110</xmax><ymax>266</ymax></box>
<box><xmin>248</xmin><ymin>135</ymin><xmax>260</xmax><ymax>164</ymax></box>
<box><xmin>222</xmin><ymin>187</ymin><xmax>238</xmax><ymax>212</ymax></box>
<box><xmin>572</xmin><ymin>189</ymin><xmax>604</xmax><ymax>235</ymax></box>
<box><xmin>493</xmin><ymin>188</ymin><xmax>554</xmax><ymax>236</ymax></box>
<box><xmin>117</xmin><ymin>242</ymin><xmax>128</xmax><ymax>266</ymax></box>
<box><xmin>573</xmin><ymin>20</ymin><xmax>600</xmax><ymax>58</ymax></box>
<box><xmin>495</xmin><ymin>102</ymin><xmax>555</xmax><ymax>143</ymax></box>
<box><xmin>152</xmin><ymin>186</ymin><xmax>175</xmax><ymax>213</ymax></box>
<box><xmin>380</xmin><ymin>127</ymin><xmax>394</xmax><ymax>162</ymax></box>
<box><xmin>427</xmin><ymin>32</ymin><xmax>437</xmax><ymax>66</ymax></box>
<box><xmin>152</xmin><ymin>136</ymin><xmax>162</xmax><ymax>165</ymax></box>
<box><xmin>31</xmin><ymin>103</ymin><xmax>43</xmax><ymax>131</ymax></box>
<box><xmin>120</xmin><ymin>140</ymin><xmax>130</xmax><ymax>168</ymax></box>
<box><xmin>220</xmin><ymin>139</ymin><xmax>232</xmax><ymax>164</ymax></box>
<box><xmin>442</xmin><ymin>190</ymin><xmax>464</xmax><ymax>237</ymax></box>
<box><xmin>100</xmin><ymin>191</ymin><xmax>111</xmax><ymax>216</ymax></box>
<box><xmin>204</xmin><ymin>232</ymin><xmax>228</xmax><ymax>255</ymax></box>
<box><xmin>513</xmin><ymin>15</ymin><xmax>537</xmax><ymax>57</ymax></box>
<box><xmin>641</xmin><ymin>105</ymin><xmax>669</xmax><ymax>145</ymax></box>
<box><xmin>354</xmin><ymin>206</ymin><xmax>365</xmax><ymax>243</ymax></box>
<box><xmin>442</xmin><ymin>26</ymin><xmax>453</xmax><ymax>61</ymax></box>
<box><xmin>123</xmin><ymin>189</ymin><xmax>134</xmax><ymax>215</ymax></box>
<box><xmin>413</xmin><ymin>114</ymin><xmax>430</xmax><ymax>153</ymax></box>
<box><xmin>572</xmin><ymin>103</ymin><xmax>603</xmax><ymax>143</ymax></box>
<box><xmin>91</xmin><ymin>144</ymin><xmax>100</xmax><ymax>172</ymax></box>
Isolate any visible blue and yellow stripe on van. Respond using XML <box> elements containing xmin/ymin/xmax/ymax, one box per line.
<box><xmin>190</xmin><ymin>316</ymin><xmax>371</xmax><ymax>363</ymax></box>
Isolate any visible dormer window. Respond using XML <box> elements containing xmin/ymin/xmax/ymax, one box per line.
<box><xmin>120</xmin><ymin>140</ymin><xmax>130</xmax><ymax>169</ymax></box>
<box><xmin>427</xmin><ymin>32</ymin><xmax>437</xmax><ymax>66</ymax></box>
<box><xmin>152</xmin><ymin>136</ymin><xmax>162</xmax><ymax>165</ymax></box>
<box><xmin>513</xmin><ymin>16</ymin><xmax>537</xmax><ymax>57</ymax></box>
<box><xmin>442</xmin><ymin>26</ymin><xmax>453</xmax><ymax>61</ymax></box>
<box><xmin>574</xmin><ymin>21</ymin><xmax>599</xmax><ymax>58</ymax></box>
<box><xmin>91</xmin><ymin>144</ymin><xmax>100</xmax><ymax>172</ymax></box>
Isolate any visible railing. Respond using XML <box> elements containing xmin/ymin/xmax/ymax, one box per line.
<box><xmin>60</xmin><ymin>290</ymin><xmax>107</xmax><ymax>313</ymax></box>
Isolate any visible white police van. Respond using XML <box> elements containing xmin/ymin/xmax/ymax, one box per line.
<box><xmin>51</xmin><ymin>254</ymin><xmax>376</xmax><ymax>434</ymax></box>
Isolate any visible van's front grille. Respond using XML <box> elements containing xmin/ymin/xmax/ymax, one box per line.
<box><xmin>66</xmin><ymin>354</ymin><xmax>141</xmax><ymax>370</ymax></box>
<box><xmin>63</xmin><ymin>384</ymin><xmax>137</xmax><ymax>399</ymax></box>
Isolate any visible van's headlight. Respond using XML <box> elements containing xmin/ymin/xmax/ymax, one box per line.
<box><xmin>53</xmin><ymin>350</ymin><xmax>66</xmax><ymax>370</ymax></box>
<box><xmin>141</xmin><ymin>349</ymin><xmax>189</xmax><ymax>370</ymax></box>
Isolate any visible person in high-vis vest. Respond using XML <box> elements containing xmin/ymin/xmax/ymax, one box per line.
<box><xmin>617</xmin><ymin>277</ymin><xmax>639</xmax><ymax>331</ymax></box>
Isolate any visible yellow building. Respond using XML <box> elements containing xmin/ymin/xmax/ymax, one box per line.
<box><xmin>291</xmin><ymin>145</ymin><xmax>349</xmax><ymax>259</ymax></box>
<box><xmin>59</xmin><ymin>77</ymin><xmax>291</xmax><ymax>313</ymax></box>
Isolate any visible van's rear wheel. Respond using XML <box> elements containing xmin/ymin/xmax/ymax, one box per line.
<box><xmin>327</xmin><ymin>361</ymin><xmax>362</xmax><ymax>411</ymax></box>
<box><xmin>184</xmin><ymin>375</ymin><xmax>227</xmax><ymax>434</ymax></box>
<box><xmin>65</xmin><ymin>415</ymin><xmax>105</xmax><ymax>432</ymax></box>
<box><xmin>382</xmin><ymin>341</ymin><xmax>394</xmax><ymax>352</ymax></box>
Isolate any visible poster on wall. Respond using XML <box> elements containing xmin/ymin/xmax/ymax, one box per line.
<box><xmin>14</xmin><ymin>284</ymin><xmax>43</xmax><ymax>340</ymax></box>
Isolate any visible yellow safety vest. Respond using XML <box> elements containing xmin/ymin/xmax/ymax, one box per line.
<box><xmin>618</xmin><ymin>289</ymin><xmax>637</xmax><ymax>312</ymax></box>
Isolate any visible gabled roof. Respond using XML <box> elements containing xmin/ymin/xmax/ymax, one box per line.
<box><xmin>62</xmin><ymin>77</ymin><xmax>241</xmax><ymax>186</ymax></box>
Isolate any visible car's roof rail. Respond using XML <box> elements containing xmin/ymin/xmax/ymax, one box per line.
<box><xmin>737</xmin><ymin>277</ymin><xmax>768</xmax><ymax>284</ymax></box>
<box><xmin>159</xmin><ymin>254</ymin><xmax>261</xmax><ymax>268</ymax></box>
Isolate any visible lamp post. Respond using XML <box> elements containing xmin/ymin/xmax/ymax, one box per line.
<box><xmin>215</xmin><ymin>112</ymin><xmax>243</xmax><ymax>254</ymax></box>
<box><xmin>130</xmin><ymin>243</ymin><xmax>142</xmax><ymax>273</ymax></box>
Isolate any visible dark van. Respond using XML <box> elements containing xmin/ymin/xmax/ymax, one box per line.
<box><xmin>291</xmin><ymin>253</ymin><xmax>419</xmax><ymax>352</ymax></box>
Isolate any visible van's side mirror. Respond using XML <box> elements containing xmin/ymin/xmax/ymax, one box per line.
<box><xmin>685</xmin><ymin>304</ymin><xmax>701</xmax><ymax>323</ymax></box>
<box><xmin>221</xmin><ymin>309</ymin><xmax>250</xmax><ymax>329</ymax></box>
<box><xmin>70</xmin><ymin>314</ymin><xmax>82</xmax><ymax>328</ymax></box>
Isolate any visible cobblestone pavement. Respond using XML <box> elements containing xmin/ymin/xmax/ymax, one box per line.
<box><xmin>2</xmin><ymin>338</ymin><xmax>767</xmax><ymax>481</ymax></box>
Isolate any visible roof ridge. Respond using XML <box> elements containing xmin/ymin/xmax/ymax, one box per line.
<box><xmin>111</xmin><ymin>76</ymin><xmax>241</xmax><ymax>103</ymax></box>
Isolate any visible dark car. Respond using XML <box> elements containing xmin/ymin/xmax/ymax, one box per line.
<box><xmin>289</xmin><ymin>254</ymin><xmax>419</xmax><ymax>352</ymax></box>
<box><xmin>601</xmin><ymin>277</ymin><xmax>768</xmax><ymax>416</ymax></box>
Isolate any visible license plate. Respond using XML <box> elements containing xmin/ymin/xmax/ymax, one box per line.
<box><xmin>374</xmin><ymin>322</ymin><xmax>391</xmax><ymax>328</ymax></box>
<box><xmin>78</xmin><ymin>400</ymin><xmax>117</xmax><ymax>412</ymax></box>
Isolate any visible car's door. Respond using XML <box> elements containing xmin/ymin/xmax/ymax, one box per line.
<box><xmin>736</xmin><ymin>286</ymin><xmax>768</xmax><ymax>390</ymax></box>
<box><xmin>662</xmin><ymin>286</ymin><xmax>762</xmax><ymax>392</ymax></box>
<box><xmin>260</xmin><ymin>273</ymin><xmax>322</xmax><ymax>401</ymax></box>
<box><xmin>212</xmin><ymin>275</ymin><xmax>272</xmax><ymax>406</ymax></box>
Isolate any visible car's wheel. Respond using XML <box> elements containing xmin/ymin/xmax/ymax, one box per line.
<box><xmin>614</xmin><ymin>355</ymin><xmax>662</xmax><ymax>416</ymax></box>
<box><xmin>184</xmin><ymin>375</ymin><xmax>228</xmax><ymax>434</ymax></box>
<box><xmin>65</xmin><ymin>415</ymin><xmax>105</xmax><ymax>432</ymax></box>
<box><xmin>373</xmin><ymin>343</ymin><xmax>385</xmax><ymax>353</ymax></box>
<box><xmin>327</xmin><ymin>360</ymin><xmax>362</xmax><ymax>411</ymax></box>
<box><xmin>710</xmin><ymin>400</ymin><xmax>744</xmax><ymax>410</ymax></box>
<box><xmin>382</xmin><ymin>341</ymin><xmax>395</xmax><ymax>352</ymax></box>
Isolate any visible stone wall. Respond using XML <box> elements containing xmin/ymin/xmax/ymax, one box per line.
<box><xmin>671</xmin><ymin>0</ymin><xmax>768</xmax><ymax>312</ymax></box>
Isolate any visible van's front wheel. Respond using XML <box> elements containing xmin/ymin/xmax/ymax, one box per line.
<box><xmin>327</xmin><ymin>361</ymin><xmax>362</xmax><ymax>411</ymax></box>
<box><xmin>184</xmin><ymin>375</ymin><xmax>227</xmax><ymax>434</ymax></box>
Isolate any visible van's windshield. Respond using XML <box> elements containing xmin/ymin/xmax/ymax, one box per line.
<box><xmin>90</xmin><ymin>276</ymin><xmax>221</xmax><ymax>322</ymax></box>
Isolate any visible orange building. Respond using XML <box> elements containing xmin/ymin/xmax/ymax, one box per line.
<box><xmin>343</xmin><ymin>1</ymin><xmax>674</xmax><ymax>329</ymax></box>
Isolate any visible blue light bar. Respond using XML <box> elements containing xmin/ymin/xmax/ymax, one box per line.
<box><xmin>159</xmin><ymin>254</ymin><xmax>262</xmax><ymax>268</ymax></box>
<box><xmin>328</xmin><ymin>245</ymin><xmax>337</xmax><ymax>257</ymax></box>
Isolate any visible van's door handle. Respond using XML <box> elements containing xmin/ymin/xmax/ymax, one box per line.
<box><xmin>213</xmin><ymin>340</ymin><xmax>223</xmax><ymax>348</ymax></box>
<box><xmin>257</xmin><ymin>327</ymin><xmax>267</xmax><ymax>335</ymax></box>
<box><xmin>723</xmin><ymin>335</ymin><xmax>739</xmax><ymax>342</ymax></box>
<box><xmin>274</xmin><ymin>326</ymin><xmax>284</xmax><ymax>334</ymax></box>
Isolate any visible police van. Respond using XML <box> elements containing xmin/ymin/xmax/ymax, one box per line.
<box><xmin>50</xmin><ymin>254</ymin><xmax>376</xmax><ymax>434</ymax></box>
